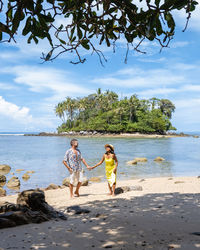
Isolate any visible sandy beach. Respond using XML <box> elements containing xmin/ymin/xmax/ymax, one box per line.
<box><xmin>0</xmin><ymin>176</ymin><xmax>200</xmax><ymax>250</ymax></box>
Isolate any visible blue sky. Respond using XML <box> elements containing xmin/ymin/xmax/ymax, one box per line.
<box><xmin>0</xmin><ymin>3</ymin><xmax>200</xmax><ymax>132</ymax></box>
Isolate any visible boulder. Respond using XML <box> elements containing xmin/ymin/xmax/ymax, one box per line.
<box><xmin>22</xmin><ymin>173</ymin><xmax>30</xmax><ymax>180</ymax></box>
<box><xmin>126</xmin><ymin>160</ymin><xmax>137</xmax><ymax>165</ymax></box>
<box><xmin>0</xmin><ymin>175</ymin><xmax>6</xmax><ymax>186</ymax></box>
<box><xmin>134</xmin><ymin>157</ymin><xmax>148</xmax><ymax>162</ymax></box>
<box><xmin>115</xmin><ymin>186</ymin><xmax>131</xmax><ymax>195</ymax></box>
<box><xmin>0</xmin><ymin>189</ymin><xmax>67</xmax><ymax>229</ymax></box>
<box><xmin>45</xmin><ymin>183</ymin><xmax>60</xmax><ymax>190</ymax></box>
<box><xmin>62</xmin><ymin>178</ymin><xmax>70</xmax><ymax>187</ymax></box>
<box><xmin>90</xmin><ymin>177</ymin><xmax>101</xmax><ymax>182</ymax></box>
<box><xmin>154</xmin><ymin>157</ymin><xmax>165</xmax><ymax>162</ymax></box>
<box><xmin>0</xmin><ymin>164</ymin><xmax>11</xmax><ymax>175</ymax></box>
<box><xmin>0</xmin><ymin>187</ymin><xmax>6</xmax><ymax>197</ymax></box>
<box><xmin>7</xmin><ymin>177</ymin><xmax>20</xmax><ymax>189</ymax></box>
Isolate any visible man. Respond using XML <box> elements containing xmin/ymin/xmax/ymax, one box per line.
<box><xmin>63</xmin><ymin>139</ymin><xmax>89</xmax><ymax>198</ymax></box>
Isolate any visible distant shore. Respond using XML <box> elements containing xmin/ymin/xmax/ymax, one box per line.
<box><xmin>24</xmin><ymin>131</ymin><xmax>200</xmax><ymax>138</ymax></box>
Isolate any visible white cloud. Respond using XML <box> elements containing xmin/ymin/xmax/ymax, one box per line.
<box><xmin>2</xmin><ymin>65</ymin><xmax>92</xmax><ymax>102</ymax></box>
<box><xmin>92</xmin><ymin>66</ymin><xmax>185</xmax><ymax>89</ymax></box>
<box><xmin>0</xmin><ymin>96</ymin><xmax>32</xmax><ymax>122</ymax></box>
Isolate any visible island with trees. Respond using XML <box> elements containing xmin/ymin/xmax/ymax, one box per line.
<box><xmin>55</xmin><ymin>89</ymin><xmax>176</xmax><ymax>134</ymax></box>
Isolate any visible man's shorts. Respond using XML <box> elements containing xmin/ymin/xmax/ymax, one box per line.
<box><xmin>70</xmin><ymin>171</ymin><xmax>83</xmax><ymax>185</ymax></box>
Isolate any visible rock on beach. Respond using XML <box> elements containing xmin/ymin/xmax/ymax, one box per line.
<box><xmin>6</xmin><ymin>177</ymin><xmax>20</xmax><ymax>189</ymax></box>
<box><xmin>0</xmin><ymin>164</ymin><xmax>11</xmax><ymax>174</ymax></box>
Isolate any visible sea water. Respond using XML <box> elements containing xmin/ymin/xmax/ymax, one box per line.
<box><xmin>0</xmin><ymin>134</ymin><xmax>200</xmax><ymax>195</ymax></box>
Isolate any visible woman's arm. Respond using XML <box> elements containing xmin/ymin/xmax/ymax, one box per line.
<box><xmin>113</xmin><ymin>154</ymin><xmax>118</xmax><ymax>174</ymax></box>
<box><xmin>91</xmin><ymin>155</ymin><xmax>105</xmax><ymax>169</ymax></box>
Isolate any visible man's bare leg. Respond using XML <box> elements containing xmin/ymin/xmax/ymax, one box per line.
<box><xmin>107</xmin><ymin>183</ymin><xmax>113</xmax><ymax>195</ymax></box>
<box><xmin>69</xmin><ymin>183</ymin><xmax>74</xmax><ymax>198</ymax></box>
<box><xmin>74</xmin><ymin>182</ymin><xmax>82</xmax><ymax>197</ymax></box>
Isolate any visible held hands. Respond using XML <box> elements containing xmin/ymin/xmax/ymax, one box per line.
<box><xmin>113</xmin><ymin>168</ymin><xmax>117</xmax><ymax>174</ymax></box>
<box><xmin>87</xmin><ymin>166</ymin><xmax>95</xmax><ymax>171</ymax></box>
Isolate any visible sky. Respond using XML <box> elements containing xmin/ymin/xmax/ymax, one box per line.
<box><xmin>0</xmin><ymin>2</ymin><xmax>200</xmax><ymax>132</ymax></box>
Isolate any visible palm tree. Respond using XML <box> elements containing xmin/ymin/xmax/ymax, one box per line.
<box><xmin>55</xmin><ymin>102</ymin><xmax>65</xmax><ymax>122</ymax></box>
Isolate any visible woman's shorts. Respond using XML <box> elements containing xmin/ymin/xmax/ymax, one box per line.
<box><xmin>70</xmin><ymin>171</ymin><xmax>83</xmax><ymax>185</ymax></box>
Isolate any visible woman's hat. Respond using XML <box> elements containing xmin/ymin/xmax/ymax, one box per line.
<box><xmin>105</xmin><ymin>144</ymin><xmax>114</xmax><ymax>151</ymax></box>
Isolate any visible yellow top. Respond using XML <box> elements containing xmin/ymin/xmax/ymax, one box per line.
<box><xmin>105</xmin><ymin>156</ymin><xmax>115</xmax><ymax>171</ymax></box>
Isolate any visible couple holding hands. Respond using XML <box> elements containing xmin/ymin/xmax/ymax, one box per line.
<box><xmin>63</xmin><ymin>139</ymin><xmax>118</xmax><ymax>198</ymax></box>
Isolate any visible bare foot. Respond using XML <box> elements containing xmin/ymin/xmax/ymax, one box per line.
<box><xmin>107</xmin><ymin>193</ymin><xmax>112</xmax><ymax>196</ymax></box>
<box><xmin>112</xmin><ymin>193</ymin><xmax>116</xmax><ymax>197</ymax></box>
<box><xmin>74</xmin><ymin>191</ymin><xmax>80</xmax><ymax>197</ymax></box>
<box><xmin>70</xmin><ymin>195</ymin><xmax>74</xmax><ymax>199</ymax></box>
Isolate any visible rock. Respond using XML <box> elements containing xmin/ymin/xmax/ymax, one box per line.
<box><xmin>127</xmin><ymin>160</ymin><xmax>137</xmax><ymax>165</ymax></box>
<box><xmin>115</xmin><ymin>186</ymin><xmax>131</xmax><ymax>195</ymax></box>
<box><xmin>174</xmin><ymin>181</ymin><xmax>185</xmax><ymax>184</ymax></box>
<box><xmin>0</xmin><ymin>189</ymin><xmax>67</xmax><ymax>229</ymax></box>
<box><xmin>0</xmin><ymin>175</ymin><xmax>6</xmax><ymax>186</ymax></box>
<box><xmin>130</xmin><ymin>185</ymin><xmax>143</xmax><ymax>191</ymax></box>
<box><xmin>193</xmin><ymin>135</ymin><xmax>199</xmax><ymax>138</ymax></box>
<box><xmin>66</xmin><ymin>205</ymin><xmax>90</xmax><ymax>215</ymax></box>
<box><xmin>197</xmin><ymin>176</ymin><xmax>200</xmax><ymax>179</ymax></box>
<box><xmin>16</xmin><ymin>169</ymin><xmax>24</xmax><ymax>172</ymax></box>
<box><xmin>45</xmin><ymin>183</ymin><xmax>60</xmax><ymax>190</ymax></box>
<box><xmin>62</xmin><ymin>178</ymin><xmax>70</xmax><ymax>187</ymax></box>
<box><xmin>10</xmin><ymin>172</ymin><xmax>14</xmax><ymax>175</ymax></box>
<box><xmin>139</xmin><ymin>179</ymin><xmax>145</xmax><ymax>182</ymax></box>
<box><xmin>7</xmin><ymin>177</ymin><xmax>20</xmax><ymax>189</ymax></box>
<box><xmin>0</xmin><ymin>164</ymin><xmax>11</xmax><ymax>174</ymax></box>
<box><xmin>22</xmin><ymin>173</ymin><xmax>30</xmax><ymax>180</ymax></box>
<box><xmin>26</xmin><ymin>170</ymin><xmax>35</xmax><ymax>174</ymax></box>
<box><xmin>90</xmin><ymin>177</ymin><xmax>101</xmax><ymax>182</ymax></box>
<box><xmin>134</xmin><ymin>157</ymin><xmax>148</xmax><ymax>162</ymax></box>
<box><xmin>0</xmin><ymin>187</ymin><xmax>6</xmax><ymax>196</ymax></box>
<box><xmin>154</xmin><ymin>157</ymin><xmax>165</xmax><ymax>162</ymax></box>
<box><xmin>63</xmin><ymin>176</ymin><xmax>88</xmax><ymax>187</ymax></box>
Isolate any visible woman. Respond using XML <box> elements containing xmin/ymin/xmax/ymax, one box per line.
<box><xmin>90</xmin><ymin>144</ymin><xmax>118</xmax><ymax>196</ymax></box>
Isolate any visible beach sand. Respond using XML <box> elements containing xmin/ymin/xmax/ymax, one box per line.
<box><xmin>0</xmin><ymin>176</ymin><xmax>200</xmax><ymax>250</ymax></box>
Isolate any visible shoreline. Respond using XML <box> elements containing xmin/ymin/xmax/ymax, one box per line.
<box><xmin>24</xmin><ymin>131</ymin><xmax>200</xmax><ymax>138</ymax></box>
<box><xmin>0</xmin><ymin>176</ymin><xmax>200</xmax><ymax>249</ymax></box>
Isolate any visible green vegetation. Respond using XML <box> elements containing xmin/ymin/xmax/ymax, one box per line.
<box><xmin>55</xmin><ymin>89</ymin><xmax>176</xmax><ymax>134</ymax></box>
<box><xmin>0</xmin><ymin>1</ymin><xmax>198</xmax><ymax>64</ymax></box>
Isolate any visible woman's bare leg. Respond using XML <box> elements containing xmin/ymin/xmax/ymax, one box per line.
<box><xmin>112</xmin><ymin>183</ymin><xmax>116</xmax><ymax>196</ymax></box>
<box><xmin>107</xmin><ymin>183</ymin><xmax>113</xmax><ymax>195</ymax></box>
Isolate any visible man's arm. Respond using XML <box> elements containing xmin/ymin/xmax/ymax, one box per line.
<box><xmin>63</xmin><ymin>151</ymin><xmax>73</xmax><ymax>173</ymax></box>
<box><xmin>63</xmin><ymin>160</ymin><xmax>73</xmax><ymax>174</ymax></box>
<box><xmin>91</xmin><ymin>155</ymin><xmax>105</xmax><ymax>169</ymax></box>
<box><xmin>82</xmin><ymin>158</ymin><xmax>89</xmax><ymax>168</ymax></box>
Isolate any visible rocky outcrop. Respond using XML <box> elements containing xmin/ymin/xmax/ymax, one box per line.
<box><xmin>154</xmin><ymin>157</ymin><xmax>165</xmax><ymax>162</ymax></box>
<box><xmin>0</xmin><ymin>187</ymin><xmax>6</xmax><ymax>197</ymax></box>
<box><xmin>126</xmin><ymin>160</ymin><xmax>137</xmax><ymax>165</ymax></box>
<box><xmin>0</xmin><ymin>164</ymin><xmax>11</xmax><ymax>174</ymax></box>
<box><xmin>0</xmin><ymin>189</ymin><xmax>67</xmax><ymax>229</ymax></box>
<box><xmin>115</xmin><ymin>186</ymin><xmax>131</xmax><ymax>194</ymax></box>
<box><xmin>26</xmin><ymin>170</ymin><xmax>35</xmax><ymax>174</ymax></box>
<box><xmin>6</xmin><ymin>177</ymin><xmax>20</xmax><ymax>189</ymax></box>
<box><xmin>62</xmin><ymin>176</ymin><xmax>88</xmax><ymax>187</ymax></box>
<box><xmin>16</xmin><ymin>169</ymin><xmax>24</xmax><ymax>172</ymax></box>
<box><xmin>0</xmin><ymin>175</ymin><xmax>6</xmax><ymax>186</ymax></box>
<box><xmin>90</xmin><ymin>177</ymin><xmax>101</xmax><ymax>182</ymax></box>
<box><xmin>134</xmin><ymin>157</ymin><xmax>148</xmax><ymax>162</ymax></box>
<box><xmin>22</xmin><ymin>173</ymin><xmax>30</xmax><ymax>180</ymax></box>
<box><xmin>45</xmin><ymin>183</ymin><xmax>60</xmax><ymax>190</ymax></box>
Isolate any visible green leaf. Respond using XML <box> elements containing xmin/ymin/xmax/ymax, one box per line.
<box><xmin>22</xmin><ymin>17</ymin><xmax>32</xmax><ymax>36</ymax></box>
<box><xmin>155</xmin><ymin>0</ymin><xmax>161</xmax><ymax>7</ymax></box>
<box><xmin>33</xmin><ymin>36</ymin><xmax>39</xmax><ymax>44</ymax></box>
<box><xmin>59</xmin><ymin>38</ymin><xmax>66</xmax><ymax>45</ymax></box>
<box><xmin>0</xmin><ymin>32</ymin><xmax>2</xmax><ymax>41</ymax></box>
<box><xmin>39</xmin><ymin>14</ymin><xmax>54</xmax><ymax>23</ymax></box>
<box><xmin>81</xmin><ymin>39</ymin><xmax>90</xmax><ymax>50</ymax></box>
<box><xmin>77</xmin><ymin>27</ymin><xmax>83</xmax><ymax>39</ymax></box>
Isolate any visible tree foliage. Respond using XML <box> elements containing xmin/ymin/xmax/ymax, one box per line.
<box><xmin>55</xmin><ymin>89</ymin><xmax>176</xmax><ymax>133</ymax></box>
<box><xmin>0</xmin><ymin>0</ymin><xmax>198</xmax><ymax>63</ymax></box>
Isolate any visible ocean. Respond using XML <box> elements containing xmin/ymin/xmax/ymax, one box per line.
<box><xmin>0</xmin><ymin>133</ymin><xmax>200</xmax><ymax>195</ymax></box>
